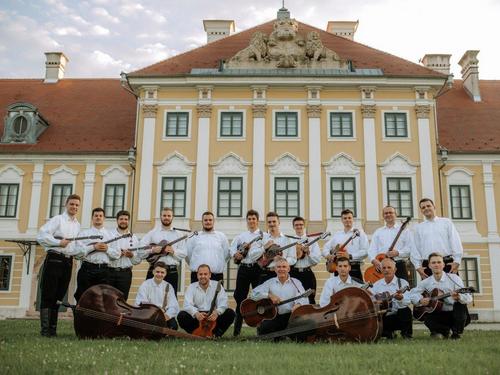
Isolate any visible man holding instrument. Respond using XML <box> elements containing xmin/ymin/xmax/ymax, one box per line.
<box><xmin>319</xmin><ymin>257</ymin><xmax>363</xmax><ymax>307</ymax></box>
<box><xmin>74</xmin><ymin>207</ymin><xmax>121</xmax><ymax>301</ymax></box>
<box><xmin>37</xmin><ymin>194</ymin><xmax>81</xmax><ymax>337</ymax></box>
<box><xmin>177</xmin><ymin>264</ymin><xmax>235</xmax><ymax>338</ymax></box>
<box><xmin>231</xmin><ymin>209</ymin><xmax>264</xmax><ymax>336</ymax></box>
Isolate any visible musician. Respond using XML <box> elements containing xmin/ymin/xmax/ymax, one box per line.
<box><xmin>139</xmin><ymin>207</ymin><xmax>187</xmax><ymax>294</ymax></box>
<box><xmin>322</xmin><ymin>209</ymin><xmax>368</xmax><ymax>281</ymax></box>
<box><xmin>74</xmin><ymin>207</ymin><xmax>121</xmax><ymax>301</ymax></box>
<box><xmin>231</xmin><ymin>209</ymin><xmax>264</xmax><ymax>336</ymax></box>
<box><xmin>250</xmin><ymin>256</ymin><xmax>308</xmax><ymax>336</ymax></box>
<box><xmin>368</xmin><ymin>206</ymin><xmax>413</xmax><ymax>281</ymax></box>
<box><xmin>177</xmin><ymin>264</ymin><xmax>235</xmax><ymax>338</ymax></box>
<box><xmin>135</xmin><ymin>261</ymin><xmax>179</xmax><ymax>330</ymax></box>
<box><xmin>289</xmin><ymin>216</ymin><xmax>321</xmax><ymax>304</ymax></box>
<box><xmin>410</xmin><ymin>252</ymin><xmax>472</xmax><ymax>339</ymax></box>
<box><xmin>260</xmin><ymin>211</ymin><xmax>296</xmax><ymax>284</ymax></box>
<box><xmin>186</xmin><ymin>211</ymin><xmax>230</xmax><ymax>283</ymax></box>
<box><xmin>412</xmin><ymin>198</ymin><xmax>463</xmax><ymax>279</ymax></box>
<box><xmin>37</xmin><ymin>194</ymin><xmax>81</xmax><ymax>337</ymax></box>
<box><xmin>371</xmin><ymin>258</ymin><xmax>412</xmax><ymax>339</ymax></box>
<box><xmin>319</xmin><ymin>257</ymin><xmax>363</xmax><ymax>307</ymax></box>
<box><xmin>108</xmin><ymin>210</ymin><xmax>141</xmax><ymax>301</ymax></box>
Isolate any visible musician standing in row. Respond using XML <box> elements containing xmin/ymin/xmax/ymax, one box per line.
<box><xmin>372</xmin><ymin>258</ymin><xmax>412</xmax><ymax>339</ymax></box>
<box><xmin>289</xmin><ymin>216</ymin><xmax>321</xmax><ymax>304</ymax></box>
<box><xmin>37</xmin><ymin>194</ymin><xmax>81</xmax><ymax>337</ymax></box>
<box><xmin>231</xmin><ymin>209</ymin><xmax>264</xmax><ymax>336</ymax></box>
<box><xmin>74</xmin><ymin>207</ymin><xmax>121</xmax><ymax>301</ymax></box>
<box><xmin>108</xmin><ymin>210</ymin><xmax>141</xmax><ymax>300</ymax></box>
<box><xmin>140</xmin><ymin>207</ymin><xmax>186</xmax><ymax>294</ymax></box>
<box><xmin>368</xmin><ymin>206</ymin><xmax>413</xmax><ymax>281</ymax></box>
<box><xmin>319</xmin><ymin>257</ymin><xmax>363</xmax><ymax>307</ymax></box>
<box><xmin>322</xmin><ymin>209</ymin><xmax>368</xmax><ymax>281</ymax></box>
<box><xmin>412</xmin><ymin>198</ymin><xmax>463</xmax><ymax>278</ymax></box>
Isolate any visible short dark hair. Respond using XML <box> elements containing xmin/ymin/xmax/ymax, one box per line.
<box><xmin>292</xmin><ymin>216</ymin><xmax>305</xmax><ymax>225</ymax></box>
<box><xmin>246</xmin><ymin>209</ymin><xmax>259</xmax><ymax>220</ymax></box>
<box><xmin>116</xmin><ymin>210</ymin><xmax>130</xmax><ymax>220</ymax></box>
<box><xmin>266</xmin><ymin>211</ymin><xmax>279</xmax><ymax>220</ymax></box>
<box><xmin>153</xmin><ymin>261</ymin><xmax>168</xmax><ymax>271</ymax></box>
<box><xmin>335</xmin><ymin>256</ymin><xmax>350</xmax><ymax>265</ymax></box>
<box><xmin>340</xmin><ymin>209</ymin><xmax>354</xmax><ymax>217</ymax></box>
<box><xmin>92</xmin><ymin>207</ymin><xmax>105</xmax><ymax>216</ymax></box>
<box><xmin>65</xmin><ymin>194</ymin><xmax>81</xmax><ymax>204</ymax></box>
<box><xmin>428</xmin><ymin>252</ymin><xmax>443</xmax><ymax>262</ymax></box>
<box><xmin>197</xmin><ymin>264</ymin><xmax>211</xmax><ymax>273</ymax></box>
<box><xmin>161</xmin><ymin>207</ymin><xmax>173</xmax><ymax>214</ymax></box>
<box><xmin>202</xmin><ymin>211</ymin><xmax>214</xmax><ymax>219</ymax></box>
<box><xmin>419</xmin><ymin>198</ymin><xmax>435</xmax><ymax>208</ymax></box>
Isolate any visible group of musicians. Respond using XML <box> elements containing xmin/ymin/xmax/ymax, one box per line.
<box><xmin>37</xmin><ymin>193</ymin><xmax>472</xmax><ymax>341</ymax></box>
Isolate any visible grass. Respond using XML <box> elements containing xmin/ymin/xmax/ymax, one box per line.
<box><xmin>0</xmin><ymin>320</ymin><xmax>499</xmax><ymax>374</ymax></box>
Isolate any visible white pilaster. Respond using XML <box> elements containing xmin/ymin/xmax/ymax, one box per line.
<box><xmin>252</xmin><ymin>116</ymin><xmax>265</xmax><ymax>214</ymax></box>
<box><xmin>194</xmin><ymin>116</ymin><xmax>211</xmax><ymax>218</ymax></box>
<box><xmin>137</xmin><ymin>116</ymin><xmax>156</xmax><ymax>221</ymax></box>
<box><xmin>308</xmin><ymin>116</ymin><xmax>322</xmax><ymax>220</ymax></box>
<box><xmin>27</xmin><ymin>163</ymin><xmax>44</xmax><ymax>234</ymax></box>
<box><xmin>361</xmin><ymin>105</ymin><xmax>379</xmax><ymax>221</ymax></box>
<box><xmin>81</xmin><ymin>162</ymin><xmax>95</xmax><ymax>228</ymax></box>
<box><xmin>19</xmin><ymin>243</ymin><xmax>36</xmax><ymax>310</ymax></box>
<box><xmin>416</xmin><ymin>109</ymin><xmax>435</xmax><ymax>200</ymax></box>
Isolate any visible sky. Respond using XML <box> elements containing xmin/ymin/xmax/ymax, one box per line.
<box><xmin>0</xmin><ymin>0</ymin><xmax>499</xmax><ymax>79</ymax></box>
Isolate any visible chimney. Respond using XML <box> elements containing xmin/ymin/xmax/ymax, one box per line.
<box><xmin>203</xmin><ymin>20</ymin><xmax>235</xmax><ymax>43</ymax></box>
<box><xmin>420</xmin><ymin>54</ymin><xmax>451</xmax><ymax>75</ymax></box>
<box><xmin>326</xmin><ymin>21</ymin><xmax>359</xmax><ymax>40</ymax></box>
<box><xmin>458</xmin><ymin>50</ymin><xmax>481</xmax><ymax>102</ymax></box>
<box><xmin>44</xmin><ymin>52</ymin><xmax>68</xmax><ymax>83</ymax></box>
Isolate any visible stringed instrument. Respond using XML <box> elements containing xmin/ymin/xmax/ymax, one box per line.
<box><xmin>54</xmin><ymin>235</ymin><xmax>103</xmax><ymax>241</ymax></box>
<box><xmin>192</xmin><ymin>280</ymin><xmax>223</xmax><ymax>337</ymax></box>
<box><xmin>372</xmin><ymin>285</ymin><xmax>410</xmax><ymax>311</ymax></box>
<box><xmin>296</xmin><ymin>232</ymin><xmax>331</xmax><ymax>260</ymax></box>
<box><xmin>413</xmin><ymin>287</ymin><xmax>475</xmax><ymax>321</ymax></box>
<box><xmin>325</xmin><ymin>229</ymin><xmax>360</xmax><ymax>273</ymax></box>
<box><xmin>364</xmin><ymin>217</ymin><xmax>411</xmax><ymax>283</ymax></box>
<box><xmin>234</xmin><ymin>231</ymin><xmax>263</xmax><ymax>265</ymax></box>
<box><xmin>86</xmin><ymin>233</ymin><xmax>132</xmax><ymax>256</ymax></box>
<box><xmin>147</xmin><ymin>231</ymin><xmax>198</xmax><ymax>264</ymax></box>
<box><xmin>240</xmin><ymin>289</ymin><xmax>314</xmax><ymax>327</ymax></box>
<box><xmin>257</xmin><ymin>238</ymin><xmax>308</xmax><ymax>269</ymax></box>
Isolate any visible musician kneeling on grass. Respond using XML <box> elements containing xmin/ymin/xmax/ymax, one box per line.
<box><xmin>250</xmin><ymin>256</ymin><xmax>309</xmax><ymax>335</ymax></box>
<box><xmin>372</xmin><ymin>258</ymin><xmax>412</xmax><ymax>339</ymax></box>
<box><xmin>135</xmin><ymin>261</ymin><xmax>179</xmax><ymax>330</ymax></box>
<box><xmin>410</xmin><ymin>252</ymin><xmax>472</xmax><ymax>339</ymax></box>
<box><xmin>177</xmin><ymin>264</ymin><xmax>235</xmax><ymax>337</ymax></box>
<box><xmin>319</xmin><ymin>257</ymin><xmax>362</xmax><ymax>307</ymax></box>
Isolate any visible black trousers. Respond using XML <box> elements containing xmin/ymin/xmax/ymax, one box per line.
<box><xmin>165</xmin><ymin>318</ymin><xmax>179</xmax><ymax>331</ymax></box>
<box><xmin>395</xmin><ymin>260</ymin><xmax>408</xmax><ymax>281</ymax></box>
<box><xmin>40</xmin><ymin>252</ymin><xmax>73</xmax><ymax>310</ymax></box>
<box><xmin>257</xmin><ymin>312</ymin><xmax>291</xmax><ymax>336</ymax></box>
<box><xmin>349</xmin><ymin>263</ymin><xmax>363</xmax><ymax>282</ymax></box>
<box><xmin>424</xmin><ymin>302</ymin><xmax>470</xmax><ymax>336</ymax></box>
<box><xmin>258</xmin><ymin>268</ymin><xmax>276</xmax><ymax>285</ymax></box>
<box><xmin>177</xmin><ymin>309</ymin><xmax>235</xmax><ymax>337</ymax></box>
<box><xmin>146</xmin><ymin>264</ymin><xmax>179</xmax><ymax>296</ymax></box>
<box><xmin>190</xmin><ymin>271</ymin><xmax>223</xmax><ymax>283</ymax></box>
<box><xmin>382</xmin><ymin>307</ymin><xmax>413</xmax><ymax>338</ymax></box>
<box><xmin>290</xmin><ymin>267</ymin><xmax>316</xmax><ymax>304</ymax></box>
<box><xmin>233</xmin><ymin>263</ymin><xmax>261</xmax><ymax>335</ymax></box>
<box><xmin>74</xmin><ymin>262</ymin><xmax>109</xmax><ymax>302</ymax></box>
<box><xmin>108</xmin><ymin>267</ymin><xmax>132</xmax><ymax>300</ymax></box>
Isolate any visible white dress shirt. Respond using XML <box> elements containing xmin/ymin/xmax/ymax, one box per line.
<box><xmin>139</xmin><ymin>227</ymin><xmax>187</xmax><ymax>266</ymax></box>
<box><xmin>319</xmin><ymin>275</ymin><xmax>362</xmax><ymax>307</ymax></box>
<box><xmin>37</xmin><ymin>211</ymin><xmax>81</xmax><ymax>256</ymax></box>
<box><xmin>262</xmin><ymin>232</ymin><xmax>296</xmax><ymax>269</ymax></box>
<box><xmin>230</xmin><ymin>229</ymin><xmax>264</xmax><ymax>264</ymax></box>
<box><xmin>251</xmin><ymin>276</ymin><xmax>309</xmax><ymax>314</ymax></box>
<box><xmin>108</xmin><ymin>229</ymin><xmax>141</xmax><ymax>269</ymax></box>
<box><xmin>135</xmin><ymin>278</ymin><xmax>179</xmax><ymax>318</ymax></box>
<box><xmin>182</xmin><ymin>280</ymin><xmax>229</xmax><ymax>317</ymax></box>
<box><xmin>293</xmin><ymin>234</ymin><xmax>321</xmax><ymax>269</ymax></box>
<box><xmin>186</xmin><ymin>230</ymin><xmax>230</xmax><ymax>273</ymax></box>
<box><xmin>76</xmin><ymin>227</ymin><xmax>121</xmax><ymax>264</ymax></box>
<box><xmin>371</xmin><ymin>276</ymin><xmax>411</xmax><ymax>315</ymax></box>
<box><xmin>410</xmin><ymin>273</ymin><xmax>472</xmax><ymax>311</ymax></box>
<box><xmin>412</xmin><ymin>216</ymin><xmax>463</xmax><ymax>268</ymax></box>
<box><xmin>322</xmin><ymin>229</ymin><xmax>369</xmax><ymax>262</ymax></box>
<box><xmin>368</xmin><ymin>224</ymin><xmax>413</xmax><ymax>261</ymax></box>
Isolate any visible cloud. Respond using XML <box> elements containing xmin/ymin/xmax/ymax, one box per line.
<box><xmin>92</xmin><ymin>50</ymin><xmax>131</xmax><ymax>70</ymax></box>
<box><xmin>91</xmin><ymin>24</ymin><xmax>110</xmax><ymax>35</ymax></box>
<box><xmin>135</xmin><ymin>43</ymin><xmax>177</xmax><ymax>62</ymax></box>
<box><xmin>54</xmin><ymin>27</ymin><xmax>82</xmax><ymax>36</ymax></box>
<box><xmin>92</xmin><ymin>7</ymin><xmax>120</xmax><ymax>23</ymax></box>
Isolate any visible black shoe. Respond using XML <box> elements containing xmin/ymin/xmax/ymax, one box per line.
<box><xmin>40</xmin><ymin>308</ymin><xmax>51</xmax><ymax>337</ymax></box>
<box><xmin>451</xmin><ymin>333</ymin><xmax>461</xmax><ymax>340</ymax></box>
<box><xmin>430</xmin><ymin>333</ymin><xmax>444</xmax><ymax>339</ymax></box>
<box><xmin>49</xmin><ymin>309</ymin><xmax>58</xmax><ymax>337</ymax></box>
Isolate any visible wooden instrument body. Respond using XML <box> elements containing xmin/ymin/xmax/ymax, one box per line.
<box><xmin>256</xmin><ymin>244</ymin><xmax>283</xmax><ymax>269</ymax></box>
<box><xmin>412</xmin><ymin>288</ymin><xmax>446</xmax><ymax>321</ymax></box>
<box><xmin>325</xmin><ymin>244</ymin><xmax>349</xmax><ymax>273</ymax></box>
<box><xmin>192</xmin><ymin>319</ymin><xmax>217</xmax><ymax>337</ymax></box>
<box><xmin>363</xmin><ymin>253</ymin><xmax>388</xmax><ymax>284</ymax></box>
<box><xmin>240</xmin><ymin>298</ymin><xmax>277</xmax><ymax>327</ymax></box>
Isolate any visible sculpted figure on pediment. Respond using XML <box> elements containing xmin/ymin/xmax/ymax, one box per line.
<box><xmin>231</xmin><ymin>32</ymin><xmax>269</xmax><ymax>63</ymax></box>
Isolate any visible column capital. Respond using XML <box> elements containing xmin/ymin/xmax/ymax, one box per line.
<box><xmin>252</xmin><ymin>104</ymin><xmax>267</xmax><ymax>118</ymax></box>
<box><xmin>415</xmin><ymin>104</ymin><xmax>431</xmax><ymax>119</ymax></box>
<box><xmin>142</xmin><ymin>104</ymin><xmax>158</xmax><ymax>118</ymax></box>
<box><xmin>197</xmin><ymin>104</ymin><xmax>213</xmax><ymax>118</ymax></box>
<box><xmin>360</xmin><ymin>104</ymin><xmax>376</xmax><ymax>118</ymax></box>
<box><xmin>306</xmin><ymin>104</ymin><xmax>322</xmax><ymax>118</ymax></box>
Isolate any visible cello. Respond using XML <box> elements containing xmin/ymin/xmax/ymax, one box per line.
<box><xmin>65</xmin><ymin>284</ymin><xmax>204</xmax><ymax>340</ymax></box>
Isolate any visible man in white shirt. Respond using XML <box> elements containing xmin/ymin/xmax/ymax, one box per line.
<box><xmin>108</xmin><ymin>210</ymin><xmax>141</xmax><ymax>301</ymax></box>
<box><xmin>319</xmin><ymin>257</ymin><xmax>363</xmax><ymax>307</ymax></box>
<box><xmin>135</xmin><ymin>261</ymin><xmax>179</xmax><ymax>330</ymax></box>
<box><xmin>371</xmin><ymin>258</ymin><xmax>412</xmax><ymax>339</ymax></box>
<box><xmin>177</xmin><ymin>264</ymin><xmax>235</xmax><ymax>338</ymax></box>
<box><xmin>410</xmin><ymin>252</ymin><xmax>472</xmax><ymax>339</ymax></box>
<box><xmin>37</xmin><ymin>194</ymin><xmax>81</xmax><ymax>337</ymax></box>
<box><xmin>250</xmin><ymin>257</ymin><xmax>309</xmax><ymax>336</ymax></box>
<box><xmin>412</xmin><ymin>198</ymin><xmax>463</xmax><ymax>279</ymax></box>
<box><xmin>186</xmin><ymin>211</ymin><xmax>230</xmax><ymax>283</ymax></box>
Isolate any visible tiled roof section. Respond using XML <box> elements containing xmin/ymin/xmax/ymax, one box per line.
<box><xmin>437</xmin><ymin>80</ymin><xmax>500</xmax><ymax>153</ymax></box>
<box><xmin>131</xmin><ymin>20</ymin><xmax>443</xmax><ymax>78</ymax></box>
<box><xmin>0</xmin><ymin>79</ymin><xmax>136</xmax><ymax>153</ymax></box>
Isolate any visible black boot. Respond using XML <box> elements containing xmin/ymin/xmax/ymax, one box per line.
<box><xmin>233</xmin><ymin>314</ymin><xmax>242</xmax><ymax>336</ymax></box>
<box><xmin>40</xmin><ymin>308</ymin><xmax>50</xmax><ymax>337</ymax></box>
<box><xmin>49</xmin><ymin>308</ymin><xmax>58</xmax><ymax>337</ymax></box>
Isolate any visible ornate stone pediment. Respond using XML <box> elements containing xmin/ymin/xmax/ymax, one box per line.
<box><xmin>226</xmin><ymin>16</ymin><xmax>348</xmax><ymax>70</ymax></box>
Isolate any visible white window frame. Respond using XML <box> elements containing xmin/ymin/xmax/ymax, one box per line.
<box><xmin>272</xmin><ymin>109</ymin><xmax>301</xmax><ymax>141</ymax></box>
<box><xmin>217</xmin><ymin>109</ymin><xmax>246</xmax><ymax>141</ymax></box>
<box><xmin>101</xmin><ymin>165</ymin><xmax>130</xmax><ymax>223</ymax></box>
<box><xmin>381</xmin><ymin>109</ymin><xmax>412</xmax><ymax>142</ymax></box>
<box><xmin>162</xmin><ymin>109</ymin><xmax>192</xmax><ymax>141</ymax></box>
<box><xmin>327</xmin><ymin>109</ymin><xmax>357</xmax><ymax>141</ymax></box>
<box><xmin>460</xmin><ymin>255</ymin><xmax>482</xmax><ymax>294</ymax></box>
<box><xmin>0</xmin><ymin>253</ymin><xmax>15</xmax><ymax>293</ymax></box>
<box><xmin>47</xmin><ymin>165</ymin><xmax>77</xmax><ymax>220</ymax></box>
<box><xmin>0</xmin><ymin>166</ymin><xmax>23</xmax><ymax>233</ymax></box>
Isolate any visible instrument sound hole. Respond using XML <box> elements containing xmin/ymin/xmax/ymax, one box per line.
<box><xmin>257</xmin><ymin>306</ymin><xmax>265</xmax><ymax>314</ymax></box>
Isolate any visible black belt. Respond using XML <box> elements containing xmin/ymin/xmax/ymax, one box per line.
<box><xmin>109</xmin><ymin>266</ymin><xmax>132</xmax><ymax>272</ymax></box>
<box><xmin>293</xmin><ymin>266</ymin><xmax>312</xmax><ymax>272</ymax></box>
<box><xmin>47</xmin><ymin>250</ymin><xmax>72</xmax><ymax>259</ymax></box>
<box><xmin>350</xmin><ymin>261</ymin><xmax>362</xmax><ymax>266</ymax></box>
<box><xmin>165</xmin><ymin>265</ymin><xmax>178</xmax><ymax>271</ymax></box>
<box><xmin>239</xmin><ymin>263</ymin><xmax>257</xmax><ymax>268</ymax></box>
<box><xmin>82</xmin><ymin>261</ymin><xmax>109</xmax><ymax>269</ymax></box>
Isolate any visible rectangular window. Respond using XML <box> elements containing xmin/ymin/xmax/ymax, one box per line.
<box><xmin>103</xmin><ymin>184</ymin><xmax>126</xmax><ymax>218</ymax></box>
<box><xmin>274</xmin><ymin>177</ymin><xmax>300</xmax><ymax>217</ymax></box>
<box><xmin>161</xmin><ymin>177</ymin><xmax>186</xmax><ymax>217</ymax></box>
<box><xmin>330</xmin><ymin>112</ymin><xmax>353</xmax><ymax>137</ymax></box>
<box><xmin>331</xmin><ymin>177</ymin><xmax>356</xmax><ymax>217</ymax></box>
<box><xmin>217</xmin><ymin>177</ymin><xmax>242</xmax><ymax>217</ymax></box>
<box><xmin>223</xmin><ymin>260</ymin><xmax>237</xmax><ymax>292</ymax></box>
<box><xmin>0</xmin><ymin>183</ymin><xmax>19</xmax><ymax>218</ymax></box>
<box><xmin>220</xmin><ymin>112</ymin><xmax>243</xmax><ymax>137</ymax></box>
<box><xmin>49</xmin><ymin>184</ymin><xmax>72</xmax><ymax>218</ymax></box>
<box><xmin>460</xmin><ymin>257</ymin><xmax>479</xmax><ymax>292</ymax></box>
<box><xmin>0</xmin><ymin>255</ymin><xmax>13</xmax><ymax>291</ymax></box>
<box><xmin>450</xmin><ymin>185</ymin><xmax>472</xmax><ymax>219</ymax></box>
<box><xmin>387</xmin><ymin>177</ymin><xmax>413</xmax><ymax>217</ymax></box>
<box><xmin>275</xmin><ymin>112</ymin><xmax>298</xmax><ymax>137</ymax></box>
<box><xmin>165</xmin><ymin>112</ymin><xmax>189</xmax><ymax>137</ymax></box>
<box><xmin>384</xmin><ymin>113</ymin><xmax>408</xmax><ymax>138</ymax></box>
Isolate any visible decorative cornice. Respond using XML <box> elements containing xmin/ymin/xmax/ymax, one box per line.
<box><xmin>360</xmin><ymin>104</ymin><xmax>376</xmax><ymax>118</ymax></box>
<box><xmin>252</xmin><ymin>104</ymin><xmax>267</xmax><ymax>118</ymax></box>
<box><xmin>210</xmin><ymin>152</ymin><xmax>251</xmax><ymax>175</ymax></box>
<box><xmin>142</xmin><ymin>104</ymin><xmax>158</xmax><ymax>118</ymax></box>
<box><xmin>415</xmin><ymin>104</ymin><xmax>431</xmax><ymax>119</ymax></box>
<box><xmin>306</xmin><ymin>104</ymin><xmax>322</xmax><ymax>118</ymax></box>
<box><xmin>196</xmin><ymin>104</ymin><xmax>212</xmax><ymax>118</ymax></box>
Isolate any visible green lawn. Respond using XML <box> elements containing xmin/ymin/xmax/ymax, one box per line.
<box><xmin>0</xmin><ymin>320</ymin><xmax>499</xmax><ymax>374</ymax></box>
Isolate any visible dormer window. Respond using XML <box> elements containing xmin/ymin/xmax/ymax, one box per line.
<box><xmin>2</xmin><ymin>102</ymin><xmax>49</xmax><ymax>144</ymax></box>
<box><xmin>12</xmin><ymin>116</ymin><xmax>29</xmax><ymax>140</ymax></box>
